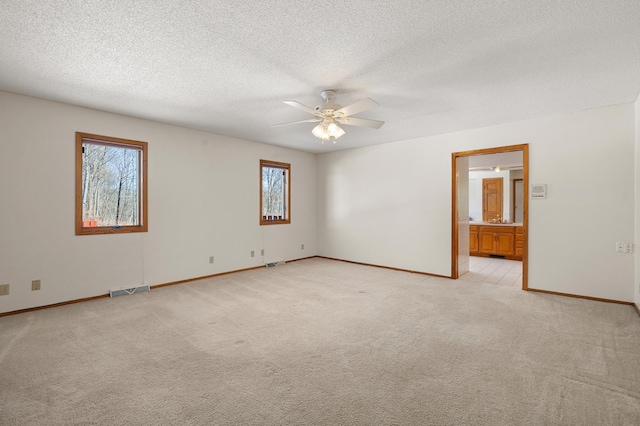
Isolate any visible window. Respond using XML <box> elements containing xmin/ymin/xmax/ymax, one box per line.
<box><xmin>75</xmin><ymin>132</ymin><xmax>148</xmax><ymax>235</ymax></box>
<box><xmin>260</xmin><ymin>160</ymin><xmax>290</xmax><ymax>225</ymax></box>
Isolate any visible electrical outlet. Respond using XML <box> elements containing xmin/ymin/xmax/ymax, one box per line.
<box><xmin>0</xmin><ymin>284</ymin><xmax>9</xmax><ymax>296</ymax></box>
<box><xmin>616</xmin><ymin>242</ymin><xmax>634</xmax><ymax>253</ymax></box>
<box><xmin>209</xmin><ymin>256</ymin><xmax>214</xmax><ymax>264</ymax></box>
<box><xmin>251</xmin><ymin>250</ymin><xmax>255</xmax><ymax>258</ymax></box>
<box><xmin>32</xmin><ymin>280</ymin><xmax>41</xmax><ymax>291</ymax></box>
<box><xmin>261</xmin><ymin>249</ymin><xmax>264</xmax><ymax>256</ymax></box>
<box><xmin>301</xmin><ymin>243</ymin><xmax>304</xmax><ymax>250</ymax></box>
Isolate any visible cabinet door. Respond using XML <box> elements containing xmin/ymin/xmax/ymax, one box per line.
<box><xmin>479</xmin><ymin>231</ymin><xmax>496</xmax><ymax>254</ymax></box>
<box><xmin>495</xmin><ymin>232</ymin><xmax>515</xmax><ymax>255</ymax></box>
<box><xmin>469</xmin><ymin>229</ymin><xmax>479</xmax><ymax>254</ymax></box>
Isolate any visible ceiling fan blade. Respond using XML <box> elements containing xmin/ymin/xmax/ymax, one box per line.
<box><xmin>334</xmin><ymin>98</ymin><xmax>379</xmax><ymax>117</ymax></box>
<box><xmin>336</xmin><ymin>116</ymin><xmax>385</xmax><ymax>129</ymax></box>
<box><xmin>283</xmin><ymin>100</ymin><xmax>319</xmax><ymax>116</ymax></box>
<box><xmin>271</xmin><ymin>118</ymin><xmax>322</xmax><ymax>127</ymax></box>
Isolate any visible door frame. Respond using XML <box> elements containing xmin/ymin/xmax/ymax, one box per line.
<box><xmin>512</xmin><ymin>178</ymin><xmax>524</xmax><ymax>223</ymax></box>
<box><xmin>451</xmin><ymin>143</ymin><xmax>529</xmax><ymax>289</ymax></box>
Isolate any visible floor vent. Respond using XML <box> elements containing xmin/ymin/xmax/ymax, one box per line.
<box><xmin>109</xmin><ymin>285</ymin><xmax>150</xmax><ymax>298</ymax></box>
<box><xmin>266</xmin><ymin>260</ymin><xmax>285</xmax><ymax>268</ymax></box>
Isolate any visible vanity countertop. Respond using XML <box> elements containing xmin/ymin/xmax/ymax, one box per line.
<box><xmin>470</xmin><ymin>221</ymin><xmax>523</xmax><ymax>227</ymax></box>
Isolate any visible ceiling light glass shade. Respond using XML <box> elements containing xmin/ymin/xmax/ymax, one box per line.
<box><xmin>326</xmin><ymin>122</ymin><xmax>345</xmax><ymax>138</ymax></box>
<box><xmin>312</xmin><ymin>123</ymin><xmax>330</xmax><ymax>140</ymax></box>
<box><xmin>312</xmin><ymin>120</ymin><xmax>345</xmax><ymax>142</ymax></box>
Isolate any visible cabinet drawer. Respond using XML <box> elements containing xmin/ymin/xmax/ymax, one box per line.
<box><xmin>479</xmin><ymin>225</ymin><xmax>514</xmax><ymax>233</ymax></box>
<box><xmin>494</xmin><ymin>227</ymin><xmax>515</xmax><ymax>234</ymax></box>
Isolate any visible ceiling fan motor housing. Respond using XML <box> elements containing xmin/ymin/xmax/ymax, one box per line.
<box><xmin>316</xmin><ymin>90</ymin><xmax>341</xmax><ymax>113</ymax></box>
<box><xmin>316</xmin><ymin>106</ymin><xmax>341</xmax><ymax>115</ymax></box>
<box><xmin>320</xmin><ymin>90</ymin><xmax>337</xmax><ymax>102</ymax></box>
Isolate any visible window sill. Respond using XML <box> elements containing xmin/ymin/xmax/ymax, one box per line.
<box><xmin>260</xmin><ymin>220</ymin><xmax>290</xmax><ymax>226</ymax></box>
<box><xmin>76</xmin><ymin>225</ymin><xmax>148</xmax><ymax>235</ymax></box>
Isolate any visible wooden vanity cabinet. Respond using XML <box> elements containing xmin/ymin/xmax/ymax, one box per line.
<box><xmin>479</xmin><ymin>226</ymin><xmax>514</xmax><ymax>256</ymax></box>
<box><xmin>469</xmin><ymin>224</ymin><xmax>522</xmax><ymax>260</ymax></box>
<box><xmin>469</xmin><ymin>225</ymin><xmax>479</xmax><ymax>254</ymax></box>
<box><xmin>515</xmin><ymin>226</ymin><xmax>524</xmax><ymax>257</ymax></box>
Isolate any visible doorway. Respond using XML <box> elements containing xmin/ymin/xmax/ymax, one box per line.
<box><xmin>451</xmin><ymin>144</ymin><xmax>528</xmax><ymax>289</ymax></box>
<box><xmin>513</xmin><ymin>179</ymin><xmax>524</xmax><ymax>223</ymax></box>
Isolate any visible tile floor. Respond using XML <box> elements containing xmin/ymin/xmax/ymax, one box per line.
<box><xmin>462</xmin><ymin>256</ymin><xmax>522</xmax><ymax>287</ymax></box>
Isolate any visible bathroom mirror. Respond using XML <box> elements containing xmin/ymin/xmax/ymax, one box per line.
<box><xmin>468</xmin><ymin>151</ymin><xmax>523</xmax><ymax>223</ymax></box>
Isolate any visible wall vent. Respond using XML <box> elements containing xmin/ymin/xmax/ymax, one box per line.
<box><xmin>110</xmin><ymin>285</ymin><xmax>150</xmax><ymax>297</ymax></box>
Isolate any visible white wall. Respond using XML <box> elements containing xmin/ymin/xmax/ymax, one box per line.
<box><xmin>0</xmin><ymin>91</ymin><xmax>317</xmax><ymax>313</ymax></box>
<box><xmin>635</xmin><ymin>93</ymin><xmax>640</xmax><ymax>308</ymax></box>
<box><xmin>1</xmin><ymin>91</ymin><xmax>636</xmax><ymax>312</ymax></box>
<box><xmin>457</xmin><ymin>157</ymin><xmax>469</xmax><ymax>275</ymax></box>
<box><xmin>318</xmin><ymin>104</ymin><xmax>636</xmax><ymax>302</ymax></box>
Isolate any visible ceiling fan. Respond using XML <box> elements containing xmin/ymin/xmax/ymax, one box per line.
<box><xmin>272</xmin><ymin>90</ymin><xmax>385</xmax><ymax>143</ymax></box>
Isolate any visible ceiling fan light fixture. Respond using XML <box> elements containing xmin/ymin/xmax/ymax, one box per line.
<box><xmin>275</xmin><ymin>90</ymin><xmax>384</xmax><ymax>144</ymax></box>
<box><xmin>312</xmin><ymin>120</ymin><xmax>345</xmax><ymax>142</ymax></box>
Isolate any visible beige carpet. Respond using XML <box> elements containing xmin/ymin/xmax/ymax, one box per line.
<box><xmin>1</xmin><ymin>258</ymin><xmax>639</xmax><ymax>425</ymax></box>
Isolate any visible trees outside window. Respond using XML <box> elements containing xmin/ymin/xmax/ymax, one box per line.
<box><xmin>260</xmin><ymin>160</ymin><xmax>290</xmax><ymax>225</ymax></box>
<box><xmin>76</xmin><ymin>132</ymin><xmax>148</xmax><ymax>235</ymax></box>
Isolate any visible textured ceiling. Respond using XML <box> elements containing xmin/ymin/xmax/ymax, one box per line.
<box><xmin>1</xmin><ymin>1</ymin><xmax>639</xmax><ymax>153</ymax></box>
